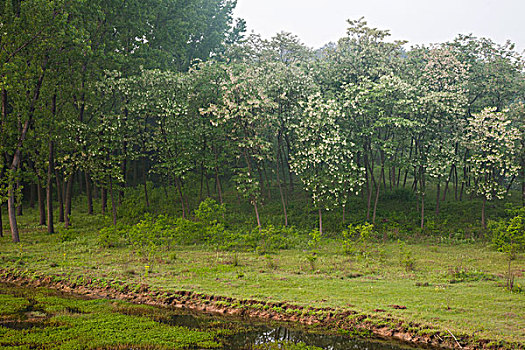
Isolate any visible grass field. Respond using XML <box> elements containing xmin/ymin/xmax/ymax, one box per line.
<box><xmin>1</xmin><ymin>201</ymin><xmax>524</xmax><ymax>347</ymax></box>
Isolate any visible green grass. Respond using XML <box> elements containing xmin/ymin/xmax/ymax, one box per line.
<box><xmin>0</xmin><ymin>285</ymin><xmax>222</xmax><ymax>349</ymax></box>
<box><xmin>1</xmin><ymin>205</ymin><xmax>524</xmax><ymax>346</ymax></box>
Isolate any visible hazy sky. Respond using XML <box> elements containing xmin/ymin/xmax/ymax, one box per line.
<box><xmin>233</xmin><ymin>0</ymin><xmax>525</xmax><ymax>53</ymax></box>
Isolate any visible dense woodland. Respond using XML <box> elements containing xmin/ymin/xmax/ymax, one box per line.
<box><xmin>1</xmin><ymin>0</ymin><xmax>524</xmax><ymax>245</ymax></box>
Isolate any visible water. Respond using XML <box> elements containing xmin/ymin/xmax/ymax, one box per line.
<box><xmin>0</xmin><ymin>282</ymin><xmax>427</xmax><ymax>350</ymax></box>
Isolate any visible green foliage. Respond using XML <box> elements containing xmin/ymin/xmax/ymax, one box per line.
<box><xmin>97</xmin><ymin>225</ymin><xmax>128</xmax><ymax>248</ymax></box>
<box><xmin>0</xmin><ymin>290</ymin><xmax>220</xmax><ymax>349</ymax></box>
<box><xmin>490</xmin><ymin>207</ymin><xmax>525</xmax><ymax>260</ymax></box>
<box><xmin>489</xmin><ymin>207</ymin><xmax>525</xmax><ymax>291</ymax></box>
<box><xmin>398</xmin><ymin>240</ymin><xmax>416</xmax><ymax>272</ymax></box>
<box><xmin>342</xmin><ymin>223</ymin><xmax>374</xmax><ymax>256</ymax></box>
<box><xmin>195</xmin><ymin>198</ymin><xmax>226</xmax><ymax>226</ymax></box>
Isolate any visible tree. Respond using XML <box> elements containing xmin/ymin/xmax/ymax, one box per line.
<box><xmin>464</xmin><ymin>107</ymin><xmax>520</xmax><ymax>228</ymax></box>
<box><xmin>205</xmin><ymin>63</ymin><xmax>276</xmax><ymax>229</ymax></box>
<box><xmin>290</xmin><ymin>93</ymin><xmax>364</xmax><ymax>234</ymax></box>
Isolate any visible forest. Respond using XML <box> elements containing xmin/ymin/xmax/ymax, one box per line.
<box><xmin>0</xmin><ymin>0</ymin><xmax>524</xmax><ymax>349</ymax></box>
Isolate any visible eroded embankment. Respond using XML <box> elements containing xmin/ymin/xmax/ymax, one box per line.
<box><xmin>0</xmin><ymin>268</ymin><xmax>520</xmax><ymax>350</ymax></box>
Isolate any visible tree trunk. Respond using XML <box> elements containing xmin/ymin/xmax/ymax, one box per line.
<box><xmin>318</xmin><ymin>208</ymin><xmax>323</xmax><ymax>235</ymax></box>
<box><xmin>101</xmin><ymin>188</ymin><xmax>107</xmax><ymax>215</ymax></box>
<box><xmin>64</xmin><ymin>176</ymin><xmax>73</xmax><ymax>228</ymax></box>
<box><xmin>442</xmin><ymin>166</ymin><xmax>454</xmax><ymax>202</ymax></box>
<box><xmin>110</xmin><ymin>177</ymin><xmax>117</xmax><ymax>226</ymax></box>
<box><xmin>47</xmin><ymin>139</ymin><xmax>54</xmax><ymax>234</ymax></box>
<box><xmin>454</xmin><ymin>165</ymin><xmax>458</xmax><ymax>201</ymax></box>
<box><xmin>199</xmin><ymin>162</ymin><xmax>204</xmax><ymax>201</ymax></box>
<box><xmin>276</xmin><ymin>161</ymin><xmax>288</xmax><ymax>227</ymax></box>
<box><xmin>16</xmin><ymin>181</ymin><xmax>22</xmax><ymax>216</ymax></box>
<box><xmin>481</xmin><ymin>197</ymin><xmax>487</xmax><ymax>229</ymax></box>
<box><xmin>55</xmin><ymin>170</ymin><xmax>64</xmax><ymax>222</ymax></box>
<box><xmin>38</xmin><ymin>181</ymin><xmax>46</xmax><ymax>225</ymax></box>
<box><xmin>435</xmin><ymin>179</ymin><xmax>441</xmax><ymax>216</ymax></box>
<box><xmin>119</xmin><ymin>158</ymin><xmax>127</xmax><ymax>205</ymax></box>
<box><xmin>364</xmin><ymin>152</ymin><xmax>372</xmax><ymax>221</ymax></box>
<box><xmin>420</xmin><ymin>192</ymin><xmax>425</xmax><ymax>230</ymax></box>
<box><xmin>29</xmin><ymin>183</ymin><xmax>36</xmax><ymax>208</ymax></box>
<box><xmin>372</xmin><ymin>176</ymin><xmax>380</xmax><ymax>225</ymax></box>
<box><xmin>85</xmin><ymin>172</ymin><xmax>93</xmax><ymax>215</ymax></box>
<box><xmin>8</xmin><ymin>183</ymin><xmax>20</xmax><ymax>243</ymax></box>
<box><xmin>420</xmin><ymin>170</ymin><xmax>425</xmax><ymax>230</ymax></box>
<box><xmin>365</xmin><ymin>166</ymin><xmax>372</xmax><ymax>221</ymax></box>
<box><xmin>142</xmin><ymin>158</ymin><xmax>150</xmax><ymax>208</ymax></box>
<box><xmin>213</xmin><ymin>148</ymin><xmax>223</xmax><ymax>205</ymax></box>
<box><xmin>253</xmin><ymin>200</ymin><xmax>262</xmax><ymax>230</ymax></box>
<box><xmin>175</xmin><ymin>176</ymin><xmax>186</xmax><ymax>218</ymax></box>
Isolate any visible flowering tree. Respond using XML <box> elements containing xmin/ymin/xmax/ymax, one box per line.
<box><xmin>205</xmin><ymin>64</ymin><xmax>276</xmax><ymax>229</ymax></box>
<box><xmin>412</xmin><ymin>47</ymin><xmax>468</xmax><ymax>228</ymax></box>
<box><xmin>463</xmin><ymin>107</ymin><xmax>520</xmax><ymax>228</ymax></box>
<box><xmin>290</xmin><ymin>93</ymin><xmax>364</xmax><ymax>234</ymax></box>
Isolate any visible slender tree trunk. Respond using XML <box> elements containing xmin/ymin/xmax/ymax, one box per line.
<box><xmin>199</xmin><ymin>161</ymin><xmax>204</xmax><ymax>201</ymax></box>
<box><xmin>206</xmin><ymin>175</ymin><xmax>210</xmax><ymax>197</ymax></box>
<box><xmin>381</xmin><ymin>166</ymin><xmax>386</xmax><ymax>192</ymax></box>
<box><xmin>110</xmin><ymin>177</ymin><xmax>117</xmax><ymax>226</ymax></box>
<box><xmin>142</xmin><ymin>158</ymin><xmax>150</xmax><ymax>208</ymax></box>
<box><xmin>420</xmin><ymin>172</ymin><xmax>425</xmax><ymax>230</ymax></box>
<box><xmin>47</xmin><ymin>139</ymin><xmax>54</xmax><ymax>234</ymax></box>
<box><xmin>365</xmin><ymin>166</ymin><xmax>372</xmax><ymax>221</ymax></box>
<box><xmin>242</xmin><ymin>149</ymin><xmax>261</xmax><ymax>230</ymax></box>
<box><xmin>85</xmin><ymin>172</ymin><xmax>93</xmax><ymax>215</ymax></box>
<box><xmin>64</xmin><ymin>176</ymin><xmax>73</xmax><ymax>228</ymax></box>
<box><xmin>253</xmin><ymin>199</ymin><xmax>262</xmax><ymax>230</ymax></box>
<box><xmin>175</xmin><ymin>176</ymin><xmax>186</xmax><ymax>218</ymax></box>
<box><xmin>16</xmin><ymin>181</ymin><xmax>22</xmax><ymax>216</ymax></box>
<box><xmin>29</xmin><ymin>183</ymin><xmax>35</xmax><ymax>208</ymax></box>
<box><xmin>481</xmin><ymin>197</ymin><xmax>487</xmax><ymax>229</ymax></box>
<box><xmin>505</xmin><ymin>175</ymin><xmax>516</xmax><ymax>195</ymax></box>
<box><xmin>420</xmin><ymin>192</ymin><xmax>425</xmax><ymax>230</ymax></box>
<box><xmin>318</xmin><ymin>208</ymin><xmax>323</xmax><ymax>235</ymax></box>
<box><xmin>38</xmin><ymin>181</ymin><xmax>46</xmax><ymax>225</ymax></box>
<box><xmin>435</xmin><ymin>179</ymin><xmax>441</xmax><ymax>216</ymax></box>
<box><xmin>454</xmin><ymin>165</ymin><xmax>458</xmax><ymax>201</ymax></box>
<box><xmin>8</xmin><ymin>183</ymin><xmax>20</xmax><ymax>243</ymax></box>
<box><xmin>442</xmin><ymin>165</ymin><xmax>454</xmax><ymax>201</ymax></box>
<box><xmin>119</xmin><ymin>158</ymin><xmax>126</xmax><ymax>205</ymax></box>
<box><xmin>364</xmin><ymin>152</ymin><xmax>372</xmax><ymax>221</ymax></box>
<box><xmin>55</xmin><ymin>170</ymin><xmax>64</xmax><ymax>222</ymax></box>
<box><xmin>213</xmin><ymin>148</ymin><xmax>223</xmax><ymax>205</ymax></box>
<box><xmin>101</xmin><ymin>188</ymin><xmax>107</xmax><ymax>215</ymax></box>
<box><xmin>275</xmin><ymin>156</ymin><xmax>288</xmax><ymax>226</ymax></box>
<box><xmin>372</xmin><ymin>176</ymin><xmax>380</xmax><ymax>225</ymax></box>
<box><xmin>283</xmin><ymin>134</ymin><xmax>294</xmax><ymax>192</ymax></box>
<box><xmin>278</xmin><ymin>141</ymin><xmax>288</xmax><ymax>197</ymax></box>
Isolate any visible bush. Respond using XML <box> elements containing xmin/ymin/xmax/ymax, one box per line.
<box><xmin>97</xmin><ymin>224</ymin><xmax>128</xmax><ymax>248</ymax></box>
<box><xmin>342</xmin><ymin>223</ymin><xmax>374</xmax><ymax>255</ymax></box>
<box><xmin>489</xmin><ymin>207</ymin><xmax>525</xmax><ymax>291</ymax></box>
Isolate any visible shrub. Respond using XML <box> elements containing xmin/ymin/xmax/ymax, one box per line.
<box><xmin>489</xmin><ymin>207</ymin><xmax>525</xmax><ymax>291</ymax></box>
<box><xmin>342</xmin><ymin>223</ymin><xmax>374</xmax><ymax>256</ymax></box>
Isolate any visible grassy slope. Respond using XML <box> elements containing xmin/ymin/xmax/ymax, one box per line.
<box><xmin>1</xmin><ymin>203</ymin><xmax>524</xmax><ymax>346</ymax></box>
